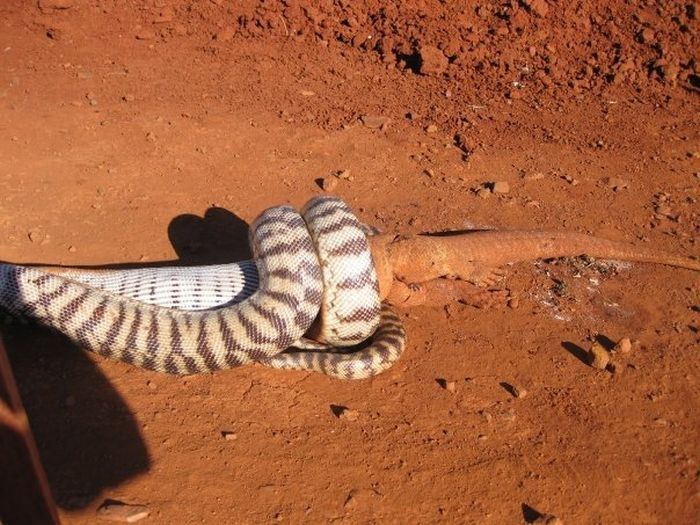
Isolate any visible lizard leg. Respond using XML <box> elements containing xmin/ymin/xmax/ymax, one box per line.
<box><xmin>454</xmin><ymin>265</ymin><xmax>508</xmax><ymax>287</ymax></box>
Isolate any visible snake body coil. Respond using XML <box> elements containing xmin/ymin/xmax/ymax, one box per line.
<box><xmin>0</xmin><ymin>197</ymin><xmax>406</xmax><ymax>379</ymax></box>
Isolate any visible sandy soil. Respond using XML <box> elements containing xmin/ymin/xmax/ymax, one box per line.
<box><xmin>1</xmin><ymin>1</ymin><xmax>699</xmax><ymax>523</ymax></box>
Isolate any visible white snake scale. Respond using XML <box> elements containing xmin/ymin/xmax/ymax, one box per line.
<box><xmin>0</xmin><ymin>196</ymin><xmax>406</xmax><ymax>379</ymax></box>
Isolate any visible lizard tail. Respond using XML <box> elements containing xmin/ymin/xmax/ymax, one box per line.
<box><xmin>384</xmin><ymin>231</ymin><xmax>699</xmax><ymax>285</ymax></box>
<box><xmin>460</xmin><ymin>230</ymin><xmax>700</xmax><ymax>271</ymax></box>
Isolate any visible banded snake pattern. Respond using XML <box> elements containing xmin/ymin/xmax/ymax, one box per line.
<box><xmin>0</xmin><ymin>196</ymin><xmax>406</xmax><ymax>379</ymax></box>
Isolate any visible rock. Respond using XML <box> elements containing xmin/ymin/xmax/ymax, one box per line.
<box><xmin>338</xmin><ymin>408</ymin><xmax>359</xmax><ymax>421</ymax></box>
<box><xmin>492</xmin><ymin>181</ymin><xmax>510</xmax><ymax>193</ymax></box>
<box><xmin>425</xmin><ymin>124</ymin><xmax>438</xmax><ymax>134</ymax></box>
<box><xmin>523</xmin><ymin>172</ymin><xmax>545</xmax><ymax>181</ymax></box>
<box><xmin>419</xmin><ymin>45</ymin><xmax>448</xmax><ymax>76</ymax></box>
<box><xmin>135</xmin><ymin>29</ymin><xmax>156</xmax><ymax>40</ymax></box>
<box><xmin>511</xmin><ymin>384</ymin><xmax>527</xmax><ymax>398</ymax></box>
<box><xmin>588</xmin><ymin>342</ymin><xmax>610</xmax><ymax>370</ymax></box>
<box><xmin>320</xmin><ymin>176</ymin><xmax>338</xmax><ymax>192</ymax></box>
<box><xmin>330</xmin><ymin>404</ymin><xmax>359</xmax><ymax>420</ymax></box>
<box><xmin>524</xmin><ymin>0</ymin><xmax>550</xmax><ymax>17</ymax></box>
<box><xmin>97</xmin><ymin>501</ymin><xmax>149</xmax><ymax>523</ymax></box>
<box><xmin>38</xmin><ymin>0</ymin><xmax>73</xmax><ymax>10</ymax></box>
<box><xmin>437</xmin><ymin>378</ymin><xmax>456</xmax><ymax>392</ymax></box>
<box><xmin>344</xmin><ymin>488</ymin><xmax>380</xmax><ymax>509</ymax></box>
<box><xmin>337</xmin><ymin>169</ymin><xmax>352</xmax><ymax>180</ymax></box>
<box><xmin>638</xmin><ymin>27</ymin><xmax>655</xmax><ymax>43</ymax></box>
<box><xmin>605</xmin><ymin>177</ymin><xmax>629</xmax><ymax>191</ymax></box>
<box><xmin>122</xmin><ymin>93</ymin><xmax>135</xmax><ymax>102</ymax></box>
<box><xmin>28</xmin><ymin>230</ymin><xmax>43</xmax><ymax>243</ymax></box>
<box><xmin>476</xmin><ymin>187</ymin><xmax>491</xmax><ymax>199</ymax></box>
<box><xmin>360</xmin><ymin>115</ymin><xmax>390</xmax><ymax>129</ymax></box>
<box><xmin>221</xmin><ymin>431</ymin><xmax>237</xmax><ymax>440</ymax></box>
<box><xmin>613</xmin><ymin>337</ymin><xmax>632</xmax><ymax>353</ymax></box>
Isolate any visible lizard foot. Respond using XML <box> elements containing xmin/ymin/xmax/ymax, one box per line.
<box><xmin>448</xmin><ymin>265</ymin><xmax>507</xmax><ymax>287</ymax></box>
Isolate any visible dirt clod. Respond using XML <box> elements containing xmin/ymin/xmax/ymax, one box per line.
<box><xmin>320</xmin><ymin>176</ymin><xmax>338</xmax><ymax>192</ymax></box>
<box><xmin>613</xmin><ymin>337</ymin><xmax>633</xmax><ymax>353</ymax></box>
<box><xmin>492</xmin><ymin>181</ymin><xmax>511</xmax><ymax>194</ymax></box>
<box><xmin>38</xmin><ymin>0</ymin><xmax>73</xmax><ymax>11</ymax></box>
<box><xmin>418</xmin><ymin>46</ymin><xmax>448</xmax><ymax>76</ymax></box>
<box><xmin>360</xmin><ymin>115</ymin><xmax>390</xmax><ymax>129</ymax></box>
<box><xmin>511</xmin><ymin>384</ymin><xmax>528</xmax><ymax>398</ymax></box>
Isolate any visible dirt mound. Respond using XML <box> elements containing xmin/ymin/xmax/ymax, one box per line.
<box><xmin>231</xmin><ymin>0</ymin><xmax>699</xmax><ymax>96</ymax></box>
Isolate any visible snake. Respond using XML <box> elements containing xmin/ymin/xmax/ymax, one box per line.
<box><xmin>0</xmin><ymin>196</ymin><xmax>406</xmax><ymax>379</ymax></box>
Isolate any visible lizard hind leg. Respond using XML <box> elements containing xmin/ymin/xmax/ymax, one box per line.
<box><xmin>451</xmin><ymin>264</ymin><xmax>508</xmax><ymax>287</ymax></box>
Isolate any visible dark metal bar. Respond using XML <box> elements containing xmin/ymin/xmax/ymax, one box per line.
<box><xmin>0</xmin><ymin>333</ymin><xmax>60</xmax><ymax>525</ymax></box>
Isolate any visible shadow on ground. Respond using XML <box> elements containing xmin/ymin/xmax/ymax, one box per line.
<box><xmin>3</xmin><ymin>207</ymin><xmax>250</xmax><ymax>509</ymax></box>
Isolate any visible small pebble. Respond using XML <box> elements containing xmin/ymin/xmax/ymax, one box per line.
<box><xmin>492</xmin><ymin>181</ymin><xmax>510</xmax><ymax>193</ymax></box>
<box><xmin>418</xmin><ymin>45</ymin><xmax>448</xmax><ymax>75</ymax></box>
<box><xmin>613</xmin><ymin>337</ymin><xmax>632</xmax><ymax>353</ymax></box>
<box><xmin>320</xmin><ymin>176</ymin><xmax>338</xmax><ymax>192</ymax></box>
<box><xmin>338</xmin><ymin>408</ymin><xmax>359</xmax><ymax>421</ymax></box>
<box><xmin>511</xmin><ymin>384</ymin><xmax>527</xmax><ymax>398</ymax></box>
<box><xmin>523</xmin><ymin>172</ymin><xmax>545</xmax><ymax>181</ymax></box>
<box><xmin>606</xmin><ymin>177</ymin><xmax>629</xmax><ymax>191</ymax></box>
<box><xmin>425</xmin><ymin>124</ymin><xmax>438</xmax><ymax>134</ymax></box>
<box><xmin>437</xmin><ymin>378</ymin><xmax>456</xmax><ymax>392</ymax></box>
<box><xmin>28</xmin><ymin>230</ymin><xmax>43</xmax><ymax>243</ymax></box>
<box><xmin>476</xmin><ymin>187</ymin><xmax>491</xmax><ymax>199</ymax></box>
<box><xmin>221</xmin><ymin>431</ymin><xmax>237</xmax><ymax>440</ymax></box>
<box><xmin>360</xmin><ymin>115</ymin><xmax>390</xmax><ymax>129</ymax></box>
<box><xmin>68</xmin><ymin>245</ymin><xmax>77</xmax><ymax>253</ymax></box>
<box><xmin>588</xmin><ymin>342</ymin><xmax>610</xmax><ymax>370</ymax></box>
<box><xmin>135</xmin><ymin>29</ymin><xmax>156</xmax><ymax>41</ymax></box>
<box><xmin>122</xmin><ymin>94</ymin><xmax>135</xmax><ymax>102</ymax></box>
<box><xmin>97</xmin><ymin>501</ymin><xmax>149</xmax><ymax>523</ymax></box>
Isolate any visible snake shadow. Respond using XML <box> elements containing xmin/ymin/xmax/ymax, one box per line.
<box><xmin>5</xmin><ymin>327</ymin><xmax>150</xmax><ymax>510</ymax></box>
<box><xmin>2</xmin><ymin>207</ymin><xmax>250</xmax><ymax>510</ymax></box>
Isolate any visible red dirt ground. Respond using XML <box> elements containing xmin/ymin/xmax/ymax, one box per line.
<box><xmin>1</xmin><ymin>0</ymin><xmax>699</xmax><ymax>523</ymax></box>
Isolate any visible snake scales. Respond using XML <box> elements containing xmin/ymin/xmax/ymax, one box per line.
<box><xmin>0</xmin><ymin>196</ymin><xmax>406</xmax><ymax>379</ymax></box>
